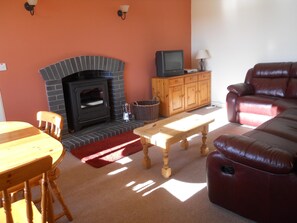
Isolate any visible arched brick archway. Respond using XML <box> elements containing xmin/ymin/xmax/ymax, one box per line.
<box><xmin>39</xmin><ymin>55</ymin><xmax>126</xmax><ymax>133</ymax></box>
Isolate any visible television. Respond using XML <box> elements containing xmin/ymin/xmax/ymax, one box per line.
<box><xmin>155</xmin><ymin>50</ymin><xmax>184</xmax><ymax>77</ymax></box>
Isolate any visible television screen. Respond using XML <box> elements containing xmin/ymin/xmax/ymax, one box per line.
<box><xmin>156</xmin><ymin>50</ymin><xmax>184</xmax><ymax>77</ymax></box>
<box><xmin>164</xmin><ymin>51</ymin><xmax>184</xmax><ymax>71</ymax></box>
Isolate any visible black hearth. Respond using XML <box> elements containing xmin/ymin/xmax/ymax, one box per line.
<box><xmin>63</xmin><ymin>70</ymin><xmax>110</xmax><ymax>132</ymax></box>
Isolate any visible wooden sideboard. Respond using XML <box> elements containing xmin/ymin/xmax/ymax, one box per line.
<box><xmin>152</xmin><ymin>71</ymin><xmax>211</xmax><ymax>117</ymax></box>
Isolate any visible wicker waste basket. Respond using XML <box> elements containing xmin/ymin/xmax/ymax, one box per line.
<box><xmin>132</xmin><ymin>100</ymin><xmax>160</xmax><ymax>122</ymax></box>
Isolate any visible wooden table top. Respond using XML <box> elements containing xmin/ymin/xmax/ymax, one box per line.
<box><xmin>133</xmin><ymin>112</ymin><xmax>214</xmax><ymax>147</ymax></box>
<box><xmin>0</xmin><ymin>121</ymin><xmax>64</xmax><ymax>172</ymax></box>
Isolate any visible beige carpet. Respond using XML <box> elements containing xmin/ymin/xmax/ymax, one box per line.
<box><xmin>55</xmin><ymin>107</ymin><xmax>255</xmax><ymax>223</ymax></box>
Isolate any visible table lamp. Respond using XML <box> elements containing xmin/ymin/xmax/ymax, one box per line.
<box><xmin>196</xmin><ymin>50</ymin><xmax>210</xmax><ymax>71</ymax></box>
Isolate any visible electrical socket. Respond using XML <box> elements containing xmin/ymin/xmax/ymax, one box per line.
<box><xmin>0</xmin><ymin>63</ymin><xmax>7</xmax><ymax>71</ymax></box>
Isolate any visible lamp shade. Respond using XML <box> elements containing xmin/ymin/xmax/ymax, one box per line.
<box><xmin>119</xmin><ymin>5</ymin><xmax>129</xmax><ymax>13</ymax></box>
<box><xmin>28</xmin><ymin>0</ymin><xmax>38</xmax><ymax>5</ymax></box>
<box><xmin>196</xmin><ymin>50</ymin><xmax>210</xmax><ymax>59</ymax></box>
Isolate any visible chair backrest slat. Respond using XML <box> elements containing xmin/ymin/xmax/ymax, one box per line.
<box><xmin>36</xmin><ymin>111</ymin><xmax>64</xmax><ymax>141</ymax></box>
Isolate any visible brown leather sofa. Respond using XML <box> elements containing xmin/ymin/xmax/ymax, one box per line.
<box><xmin>227</xmin><ymin>62</ymin><xmax>297</xmax><ymax>126</ymax></box>
<box><xmin>207</xmin><ymin>62</ymin><xmax>297</xmax><ymax>222</ymax></box>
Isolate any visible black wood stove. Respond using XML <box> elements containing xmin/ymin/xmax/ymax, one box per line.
<box><xmin>62</xmin><ymin>70</ymin><xmax>110</xmax><ymax>133</ymax></box>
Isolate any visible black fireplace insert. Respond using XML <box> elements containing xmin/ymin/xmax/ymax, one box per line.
<box><xmin>63</xmin><ymin>71</ymin><xmax>110</xmax><ymax>132</ymax></box>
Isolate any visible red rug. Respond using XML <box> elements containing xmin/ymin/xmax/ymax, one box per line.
<box><xmin>70</xmin><ymin>131</ymin><xmax>142</xmax><ymax>168</ymax></box>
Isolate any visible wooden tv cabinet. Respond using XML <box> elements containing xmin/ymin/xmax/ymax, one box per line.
<box><xmin>152</xmin><ymin>71</ymin><xmax>211</xmax><ymax>117</ymax></box>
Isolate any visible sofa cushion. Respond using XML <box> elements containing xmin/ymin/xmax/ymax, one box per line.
<box><xmin>237</xmin><ymin>95</ymin><xmax>279</xmax><ymax>116</ymax></box>
<box><xmin>214</xmin><ymin>134</ymin><xmax>294</xmax><ymax>174</ymax></box>
<box><xmin>244</xmin><ymin>129</ymin><xmax>297</xmax><ymax>155</ymax></box>
<box><xmin>273</xmin><ymin>99</ymin><xmax>297</xmax><ymax>112</ymax></box>
<box><xmin>253</xmin><ymin>62</ymin><xmax>292</xmax><ymax>78</ymax></box>
<box><xmin>256</xmin><ymin>117</ymin><xmax>297</xmax><ymax>143</ymax></box>
<box><xmin>277</xmin><ymin>108</ymin><xmax>297</xmax><ymax>121</ymax></box>
<box><xmin>251</xmin><ymin>62</ymin><xmax>291</xmax><ymax>97</ymax></box>
<box><xmin>251</xmin><ymin>78</ymin><xmax>288</xmax><ymax>97</ymax></box>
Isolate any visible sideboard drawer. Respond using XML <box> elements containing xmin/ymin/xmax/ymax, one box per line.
<box><xmin>198</xmin><ymin>72</ymin><xmax>211</xmax><ymax>81</ymax></box>
<box><xmin>185</xmin><ymin>75</ymin><xmax>197</xmax><ymax>84</ymax></box>
<box><xmin>169</xmin><ymin>77</ymin><xmax>184</xmax><ymax>86</ymax></box>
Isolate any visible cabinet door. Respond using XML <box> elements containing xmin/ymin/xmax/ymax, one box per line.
<box><xmin>185</xmin><ymin>82</ymin><xmax>199</xmax><ymax>110</ymax></box>
<box><xmin>198</xmin><ymin>80</ymin><xmax>211</xmax><ymax>106</ymax></box>
<box><xmin>169</xmin><ymin>85</ymin><xmax>185</xmax><ymax>115</ymax></box>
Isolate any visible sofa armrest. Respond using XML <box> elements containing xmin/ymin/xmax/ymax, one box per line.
<box><xmin>227</xmin><ymin>83</ymin><xmax>254</xmax><ymax>96</ymax></box>
<box><xmin>214</xmin><ymin>134</ymin><xmax>294</xmax><ymax>174</ymax></box>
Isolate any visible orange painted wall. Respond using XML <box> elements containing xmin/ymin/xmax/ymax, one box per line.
<box><xmin>0</xmin><ymin>0</ymin><xmax>191</xmax><ymax>125</ymax></box>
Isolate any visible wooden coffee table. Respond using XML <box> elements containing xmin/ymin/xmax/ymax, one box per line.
<box><xmin>133</xmin><ymin>112</ymin><xmax>214</xmax><ymax>178</ymax></box>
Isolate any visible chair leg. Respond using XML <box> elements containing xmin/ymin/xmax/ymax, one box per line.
<box><xmin>46</xmin><ymin>186</ymin><xmax>55</xmax><ymax>223</ymax></box>
<box><xmin>49</xmin><ymin>180</ymin><xmax>73</xmax><ymax>221</ymax></box>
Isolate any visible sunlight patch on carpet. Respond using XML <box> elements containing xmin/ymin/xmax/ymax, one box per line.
<box><xmin>108</xmin><ymin>167</ymin><xmax>128</xmax><ymax>175</ymax></box>
<box><xmin>80</xmin><ymin>138</ymin><xmax>140</xmax><ymax>163</ymax></box>
<box><xmin>132</xmin><ymin>180</ymin><xmax>156</xmax><ymax>193</ymax></box>
<box><xmin>126</xmin><ymin>181</ymin><xmax>136</xmax><ymax>187</ymax></box>
<box><xmin>116</xmin><ymin>156</ymin><xmax>133</xmax><ymax>165</ymax></box>
<box><xmin>142</xmin><ymin>179</ymin><xmax>207</xmax><ymax>202</ymax></box>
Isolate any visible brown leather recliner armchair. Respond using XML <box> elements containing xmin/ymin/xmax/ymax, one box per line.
<box><xmin>226</xmin><ymin>62</ymin><xmax>297</xmax><ymax>126</ymax></box>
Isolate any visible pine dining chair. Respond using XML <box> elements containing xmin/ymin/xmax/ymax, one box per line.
<box><xmin>0</xmin><ymin>156</ymin><xmax>54</xmax><ymax>223</ymax></box>
<box><xmin>36</xmin><ymin>111</ymin><xmax>73</xmax><ymax>221</ymax></box>
<box><xmin>36</xmin><ymin>111</ymin><xmax>64</xmax><ymax>141</ymax></box>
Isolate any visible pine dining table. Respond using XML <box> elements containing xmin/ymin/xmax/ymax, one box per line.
<box><xmin>0</xmin><ymin>121</ymin><xmax>65</xmax><ymax>222</ymax></box>
<box><xmin>0</xmin><ymin>121</ymin><xmax>64</xmax><ymax>172</ymax></box>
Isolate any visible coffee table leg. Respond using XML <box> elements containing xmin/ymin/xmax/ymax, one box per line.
<box><xmin>180</xmin><ymin>139</ymin><xmax>189</xmax><ymax>150</ymax></box>
<box><xmin>162</xmin><ymin>146</ymin><xmax>172</xmax><ymax>178</ymax></box>
<box><xmin>200</xmin><ymin>126</ymin><xmax>209</xmax><ymax>156</ymax></box>
<box><xmin>141</xmin><ymin>137</ymin><xmax>151</xmax><ymax>169</ymax></box>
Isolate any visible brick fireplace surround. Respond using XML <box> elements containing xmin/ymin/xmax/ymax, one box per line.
<box><xmin>39</xmin><ymin>55</ymin><xmax>143</xmax><ymax>150</ymax></box>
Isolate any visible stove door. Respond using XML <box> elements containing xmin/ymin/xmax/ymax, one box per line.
<box><xmin>64</xmin><ymin>78</ymin><xmax>110</xmax><ymax>132</ymax></box>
